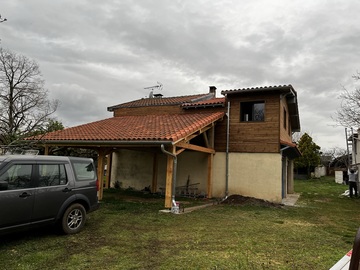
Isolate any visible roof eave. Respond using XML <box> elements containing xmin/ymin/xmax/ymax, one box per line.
<box><xmin>221</xmin><ymin>85</ymin><xmax>296</xmax><ymax>96</ymax></box>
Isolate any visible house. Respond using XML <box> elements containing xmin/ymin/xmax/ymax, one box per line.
<box><xmin>27</xmin><ymin>85</ymin><xmax>300</xmax><ymax>208</ymax></box>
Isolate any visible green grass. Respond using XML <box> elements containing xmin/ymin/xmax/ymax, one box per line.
<box><xmin>1</xmin><ymin>177</ymin><xmax>360</xmax><ymax>269</ymax></box>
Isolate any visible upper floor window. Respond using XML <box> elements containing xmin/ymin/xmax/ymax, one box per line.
<box><xmin>240</xmin><ymin>101</ymin><xmax>265</xmax><ymax>122</ymax></box>
<box><xmin>283</xmin><ymin>108</ymin><xmax>287</xmax><ymax>129</ymax></box>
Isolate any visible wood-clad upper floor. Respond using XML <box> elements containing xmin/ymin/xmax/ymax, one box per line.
<box><xmin>217</xmin><ymin>85</ymin><xmax>300</xmax><ymax>153</ymax></box>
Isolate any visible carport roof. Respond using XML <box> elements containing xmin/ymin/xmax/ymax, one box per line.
<box><xmin>27</xmin><ymin>112</ymin><xmax>225</xmax><ymax>145</ymax></box>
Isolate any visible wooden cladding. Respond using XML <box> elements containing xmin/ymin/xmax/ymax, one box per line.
<box><xmin>215</xmin><ymin>93</ymin><xmax>285</xmax><ymax>153</ymax></box>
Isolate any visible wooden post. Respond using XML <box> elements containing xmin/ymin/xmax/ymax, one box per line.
<box><xmin>97</xmin><ymin>149</ymin><xmax>106</xmax><ymax>200</ymax></box>
<box><xmin>44</xmin><ymin>145</ymin><xmax>49</xmax><ymax>155</ymax></box>
<box><xmin>207</xmin><ymin>153</ymin><xmax>213</xmax><ymax>198</ymax></box>
<box><xmin>165</xmin><ymin>145</ymin><xmax>175</xmax><ymax>208</ymax></box>
<box><xmin>105</xmin><ymin>153</ymin><xmax>112</xmax><ymax>189</ymax></box>
<box><xmin>207</xmin><ymin>126</ymin><xmax>215</xmax><ymax>198</ymax></box>
<box><xmin>152</xmin><ymin>153</ymin><xmax>158</xmax><ymax>193</ymax></box>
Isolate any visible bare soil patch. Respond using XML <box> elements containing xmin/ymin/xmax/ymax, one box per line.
<box><xmin>221</xmin><ymin>194</ymin><xmax>283</xmax><ymax>208</ymax></box>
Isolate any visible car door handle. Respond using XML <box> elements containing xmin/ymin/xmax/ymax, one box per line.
<box><xmin>62</xmin><ymin>188</ymin><xmax>72</xmax><ymax>193</ymax></box>
<box><xmin>19</xmin><ymin>192</ymin><xmax>31</xmax><ymax>198</ymax></box>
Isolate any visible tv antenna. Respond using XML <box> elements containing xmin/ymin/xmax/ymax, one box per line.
<box><xmin>144</xmin><ymin>82</ymin><xmax>163</xmax><ymax>98</ymax></box>
<box><xmin>0</xmin><ymin>15</ymin><xmax>7</xmax><ymax>23</ymax></box>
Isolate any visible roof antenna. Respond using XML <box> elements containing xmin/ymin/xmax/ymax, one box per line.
<box><xmin>144</xmin><ymin>82</ymin><xmax>163</xmax><ymax>98</ymax></box>
<box><xmin>0</xmin><ymin>15</ymin><xmax>7</xmax><ymax>23</ymax></box>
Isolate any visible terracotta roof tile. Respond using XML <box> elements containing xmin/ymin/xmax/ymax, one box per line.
<box><xmin>182</xmin><ymin>97</ymin><xmax>225</xmax><ymax>108</ymax></box>
<box><xmin>107</xmin><ymin>93</ymin><xmax>213</xmax><ymax>111</ymax></box>
<box><xmin>32</xmin><ymin>112</ymin><xmax>225</xmax><ymax>143</ymax></box>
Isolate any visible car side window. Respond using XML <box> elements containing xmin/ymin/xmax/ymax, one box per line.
<box><xmin>72</xmin><ymin>161</ymin><xmax>96</xmax><ymax>181</ymax></box>
<box><xmin>0</xmin><ymin>164</ymin><xmax>32</xmax><ymax>190</ymax></box>
<box><xmin>39</xmin><ymin>164</ymin><xmax>67</xmax><ymax>187</ymax></box>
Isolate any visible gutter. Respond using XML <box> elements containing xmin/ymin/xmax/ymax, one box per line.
<box><xmin>225</xmin><ymin>100</ymin><xmax>230</xmax><ymax>198</ymax></box>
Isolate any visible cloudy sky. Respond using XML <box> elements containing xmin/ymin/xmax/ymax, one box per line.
<box><xmin>1</xmin><ymin>0</ymin><xmax>359</xmax><ymax>151</ymax></box>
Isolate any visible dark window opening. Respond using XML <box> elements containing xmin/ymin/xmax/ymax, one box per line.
<box><xmin>240</xmin><ymin>101</ymin><xmax>265</xmax><ymax>122</ymax></box>
<box><xmin>283</xmin><ymin>108</ymin><xmax>287</xmax><ymax>129</ymax></box>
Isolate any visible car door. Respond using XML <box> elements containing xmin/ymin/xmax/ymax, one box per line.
<box><xmin>31</xmin><ymin>162</ymin><xmax>74</xmax><ymax>224</ymax></box>
<box><xmin>0</xmin><ymin>163</ymin><xmax>35</xmax><ymax>230</ymax></box>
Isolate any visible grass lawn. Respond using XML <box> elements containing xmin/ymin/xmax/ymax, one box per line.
<box><xmin>1</xmin><ymin>177</ymin><xmax>360</xmax><ymax>269</ymax></box>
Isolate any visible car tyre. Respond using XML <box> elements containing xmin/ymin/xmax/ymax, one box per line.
<box><xmin>61</xmin><ymin>203</ymin><xmax>86</xmax><ymax>234</ymax></box>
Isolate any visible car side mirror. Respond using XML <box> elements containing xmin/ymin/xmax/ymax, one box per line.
<box><xmin>0</xmin><ymin>181</ymin><xmax>8</xmax><ymax>191</ymax></box>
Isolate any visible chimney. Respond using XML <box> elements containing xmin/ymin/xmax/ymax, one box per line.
<box><xmin>209</xmin><ymin>86</ymin><xmax>216</xmax><ymax>96</ymax></box>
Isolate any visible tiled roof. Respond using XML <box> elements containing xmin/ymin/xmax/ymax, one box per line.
<box><xmin>221</xmin><ymin>85</ymin><xmax>296</xmax><ymax>95</ymax></box>
<box><xmin>107</xmin><ymin>93</ymin><xmax>213</xmax><ymax>111</ymax></box>
<box><xmin>182</xmin><ymin>97</ymin><xmax>225</xmax><ymax>108</ymax></box>
<box><xmin>30</xmin><ymin>112</ymin><xmax>225</xmax><ymax>143</ymax></box>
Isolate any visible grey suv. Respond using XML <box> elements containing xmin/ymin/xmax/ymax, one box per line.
<box><xmin>0</xmin><ymin>155</ymin><xmax>99</xmax><ymax>234</ymax></box>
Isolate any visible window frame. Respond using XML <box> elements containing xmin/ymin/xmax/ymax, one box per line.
<box><xmin>240</xmin><ymin>100</ymin><xmax>265</xmax><ymax>122</ymax></box>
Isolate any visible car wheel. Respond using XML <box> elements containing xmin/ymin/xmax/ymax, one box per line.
<box><xmin>61</xmin><ymin>203</ymin><xmax>86</xmax><ymax>234</ymax></box>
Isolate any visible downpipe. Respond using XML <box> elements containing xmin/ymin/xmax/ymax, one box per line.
<box><xmin>224</xmin><ymin>100</ymin><xmax>230</xmax><ymax>200</ymax></box>
<box><xmin>161</xmin><ymin>144</ymin><xmax>179</xmax><ymax>213</ymax></box>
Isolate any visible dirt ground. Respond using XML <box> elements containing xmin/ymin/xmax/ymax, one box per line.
<box><xmin>221</xmin><ymin>194</ymin><xmax>283</xmax><ymax>208</ymax></box>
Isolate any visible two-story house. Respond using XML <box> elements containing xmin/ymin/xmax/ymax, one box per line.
<box><xmin>27</xmin><ymin>85</ymin><xmax>300</xmax><ymax>208</ymax></box>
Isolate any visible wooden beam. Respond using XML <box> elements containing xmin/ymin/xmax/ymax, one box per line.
<box><xmin>165</xmin><ymin>145</ymin><xmax>175</xmax><ymax>208</ymax></box>
<box><xmin>175</xmin><ymin>148</ymin><xmax>186</xmax><ymax>155</ymax></box>
<box><xmin>176</xmin><ymin>141</ymin><xmax>215</xmax><ymax>154</ymax></box>
<box><xmin>203</xmin><ymin>132</ymin><xmax>209</xmax><ymax>148</ymax></box>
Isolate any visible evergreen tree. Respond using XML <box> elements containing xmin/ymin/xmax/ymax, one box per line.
<box><xmin>295</xmin><ymin>133</ymin><xmax>321</xmax><ymax>178</ymax></box>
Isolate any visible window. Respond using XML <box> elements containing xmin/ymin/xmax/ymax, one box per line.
<box><xmin>240</xmin><ymin>101</ymin><xmax>265</xmax><ymax>122</ymax></box>
<box><xmin>39</xmin><ymin>164</ymin><xmax>67</xmax><ymax>186</ymax></box>
<box><xmin>72</xmin><ymin>161</ymin><xmax>96</xmax><ymax>181</ymax></box>
<box><xmin>0</xmin><ymin>164</ymin><xmax>32</xmax><ymax>190</ymax></box>
<box><xmin>283</xmin><ymin>108</ymin><xmax>287</xmax><ymax>129</ymax></box>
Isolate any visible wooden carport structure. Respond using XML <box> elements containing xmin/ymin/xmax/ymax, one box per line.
<box><xmin>30</xmin><ymin>112</ymin><xmax>224</xmax><ymax>208</ymax></box>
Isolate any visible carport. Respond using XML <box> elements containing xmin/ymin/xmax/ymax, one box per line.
<box><xmin>28</xmin><ymin>112</ymin><xmax>224</xmax><ymax>208</ymax></box>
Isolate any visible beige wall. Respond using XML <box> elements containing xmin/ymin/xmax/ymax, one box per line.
<box><xmin>212</xmin><ymin>152</ymin><xmax>283</xmax><ymax>203</ymax></box>
<box><xmin>111</xmin><ymin>149</ymin><xmax>283</xmax><ymax>203</ymax></box>
<box><xmin>111</xmin><ymin>149</ymin><xmax>209</xmax><ymax>195</ymax></box>
<box><xmin>111</xmin><ymin>149</ymin><xmax>155</xmax><ymax>190</ymax></box>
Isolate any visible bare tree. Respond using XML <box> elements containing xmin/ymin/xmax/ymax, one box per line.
<box><xmin>335</xmin><ymin>73</ymin><xmax>360</xmax><ymax>128</ymax></box>
<box><xmin>0</xmin><ymin>48</ymin><xmax>59</xmax><ymax>145</ymax></box>
<box><xmin>322</xmin><ymin>147</ymin><xmax>348</xmax><ymax>167</ymax></box>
